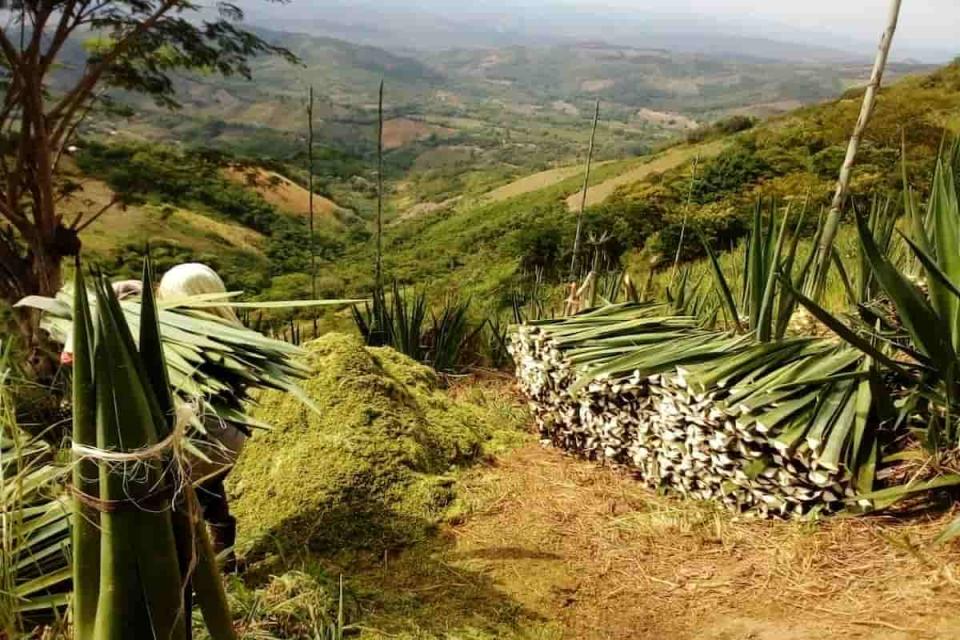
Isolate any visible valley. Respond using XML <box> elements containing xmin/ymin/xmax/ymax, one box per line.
<box><xmin>48</xmin><ymin>16</ymin><xmax>948</xmax><ymax>325</ymax></box>
<box><xmin>6</xmin><ymin>2</ymin><xmax>960</xmax><ymax>639</ymax></box>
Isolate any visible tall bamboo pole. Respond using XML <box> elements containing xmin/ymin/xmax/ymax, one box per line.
<box><xmin>569</xmin><ymin>100</ymin><xmax>600</xmax><ymax>282</ymax></box>
<box><xmin>808</xmin><ymin>0</ymin><xmax>902</xmax><ymax>300</ymax></box>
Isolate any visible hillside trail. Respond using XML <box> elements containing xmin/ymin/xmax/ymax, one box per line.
<box><xmin>563</xmin><ymin>139</ymin><xmax>727</xmax><ymax>211</ymax></box>
<box><xmin>366</xmin><ymin>442</ymin><xmax>960</xmax><ymax>639</ymax></box>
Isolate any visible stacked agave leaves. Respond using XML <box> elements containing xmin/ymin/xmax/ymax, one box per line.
<box><xmin>70</xmin><ymin>260</ymin><xmax>235</xmax><ymax>639</ymax></box>
<box><xmin>511</xmin><ymin>305</ymin><xmax>874</xmax><ymax>517</ymax></box>
<box><xmin>512</xmin><ymin>202</ymin><xmax>883</xmax><ymax>518</ymax></box>
<box><xmin>17</xmin><ymin>280</ymin><xmax>355</xmax><ymax>430</ymax></box>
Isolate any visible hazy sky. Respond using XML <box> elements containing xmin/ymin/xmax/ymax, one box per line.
<box><xmin>565</xmin><ymin>0</ymin><xmax>958</xmax><ymax>53</ymax></box>
<box><xmin>233</xmin><ymin>0</ymin><xmax>959</xmax><ymax>61</ymax></box>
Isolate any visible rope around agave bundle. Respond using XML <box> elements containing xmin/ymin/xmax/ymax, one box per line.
<box><xmin>69</xmin><ymin>399</ymin><xmax>215</xmax><ymax>634</ymax></box>
<box><xmin>70</xmin><ymin>401</ymin><xmax>196</xmax><ymax>514</ymax></box>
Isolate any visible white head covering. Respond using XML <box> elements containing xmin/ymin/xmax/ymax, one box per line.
<box><xmin>157</xmin><ymin>263</ymin><xmax>241</xmax><ymax>326</ymax></box>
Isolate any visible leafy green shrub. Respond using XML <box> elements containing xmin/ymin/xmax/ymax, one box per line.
<box><xmin>691</xmin><ymin>145</ymin><xmax>773</xmax><ymax>204</ymax></box>
<box><xmin>686</xmin><ymin>115</ymin><xmax>756</xmax><ymax>143</ymax></box>
<box><xmin>512</xmin><ymin>218</ymin><xmax>569</xmax><ymax>277</ymax></box>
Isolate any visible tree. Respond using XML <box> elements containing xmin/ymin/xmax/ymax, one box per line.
<box><xmin>0</xmin><ymin>0</ymin><xmax>295</xmax><ymax>350</ymax></box>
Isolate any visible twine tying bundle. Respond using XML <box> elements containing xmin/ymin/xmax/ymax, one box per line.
<box><xmin>70</xmin><ymin>402</ymin><xmax>196</xmax><ymax>513</ymax></box>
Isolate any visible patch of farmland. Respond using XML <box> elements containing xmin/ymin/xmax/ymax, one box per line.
<box><xmin>223</xmin><ymin>166</ymin><xmax>347</xmax><ymax>225</ymax></box>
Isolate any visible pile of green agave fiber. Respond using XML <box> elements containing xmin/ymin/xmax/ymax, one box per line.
<box><xmin>229</xmin><ymin>333</ymin><xmax>520</xmax><ymax>557</ymax></box>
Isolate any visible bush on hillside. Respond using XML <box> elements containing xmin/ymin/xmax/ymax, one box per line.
<box><xmin>648</xmin><ymin>201</ymin><xmax>747</xmax><ymax>264</ymax></box>
<box><xmin>691</xmin><ymin>145</ymin><xmax>774</xmax><ymax>204</ymax></box>
<box><xmin>686</xmin><ymin>115</ymin><xmax>757</xmax><ymax>143</ymax></box>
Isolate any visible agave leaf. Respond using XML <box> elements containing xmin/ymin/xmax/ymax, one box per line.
<box><xmin>855</xmin><ymin>212</ymin><xmax>958</xmax><ymax>397</ymax></box>
<box><xmin>928</xmin><ymin>159</ymin><xmax>960</xmax><ymax>348</ymax></box>
<box><xmin>899</xmin><ymin>231</ymin><xmax>960</xmax><ymax>304</ymax></box>
<box><xmin>935</xmin><ymin>515</ymin><xmax>960</xmax><ymax>544</ymax></box>
<box><xmin>854</xmin><ymin>473</ymin><xmax>960</xmax><ymax>511</ymax></box>
<box><xmin>831</xmin><ymin>248</ymin><xmax>858</xmax><ymax>306</ymax></box>
<box><xmin>747</xmin><ymin>200</ymin><xmax>764</xmax><ymax>328</ymax></box>
<box><xmin>757</xmin><ymin>207</ymin><xmax>790</xmax><ymax>342</ymax></box>
<box><xmin>779</xmin><ymin>276</ymin><xmax>913</xmax><ymax>378</ymax></box>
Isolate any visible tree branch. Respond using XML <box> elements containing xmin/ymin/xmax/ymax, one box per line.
<box><xmin>49</xmin><ymin>0</ymin><xmax>183</xmax><ymax>145</ymax></box>
<box><xmin>72</xmin><ymin>193</ymin><xmax>121</xmax><ymax>232</ymax></box>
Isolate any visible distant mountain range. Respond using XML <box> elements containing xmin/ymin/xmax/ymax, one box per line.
<box><xmin>227</xmin><ymin>0</ymin><xmax>956</xmax><ymax>64</ymax></box>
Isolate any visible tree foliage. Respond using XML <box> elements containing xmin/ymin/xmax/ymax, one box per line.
<box><xmin>0</xmin><ymin>0</ymin><xmax>294</xmax><ymax>350</ymax></box>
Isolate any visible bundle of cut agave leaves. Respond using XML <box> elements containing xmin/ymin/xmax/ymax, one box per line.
<box><xmin>70</xmin><ymin>259</ymin><xmax>234</xmax><ymax>639</ymax></box>
<box><xmin>18</xmin><ymin>281</ymin><xmax>357</xmax><ymax>432</ymax></box>
<box><xmin>511</xmin><ymin>201</ymin><xmax>885</xmax><ymax>518</ymax></box>
<box><xmin>0</xmin><ymin>346</ymin><xmax>71</xmax><ymax>634</ymax></box>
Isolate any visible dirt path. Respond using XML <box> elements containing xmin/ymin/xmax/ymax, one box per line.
<box><xmin>362</xmin><ymin>443</ymin><xmax>960</xmax><ymax>639</ymax></box>
<box><xmin>564</xmin><ymin>140</ymin><xmax>727</xmax><ymax>211</ymax></box>
<box><xmin>481</xmin><ymin>165</ymin><xmax>592</xmax><ymax>204</ymax></box>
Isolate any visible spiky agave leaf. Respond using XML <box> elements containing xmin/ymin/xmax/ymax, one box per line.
<box><xmin>1</xmin><ymin>341</ymin><xmax>71</xmax><ymax>633</ymax></box>
<box><xmin>71</xmin><ymin>264</ymin><xmax>99</xmax><ymax>639</ymax></box>
<box><xmin>88</xmin><ymin>273</ymin><xmax>186</xmax><ymax>640</ymax></box>
<box><xmin>20</xmin><ymin>284</ymin><xmax>328</xmax><ymax>430</ymax></box>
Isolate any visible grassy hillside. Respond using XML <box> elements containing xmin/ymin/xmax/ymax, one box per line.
<box><xmin>322</xmin><ymin>60</ymin><xmax>960</xmax><ymax>314</ymax></box>
<box><xmin>68</xmin><ymin>28</ymin><xmax>930</xmax><ymax>234</ymax></box>
<box><xmin>68</xmin><ymin>59</ymin><xmax>960</xmax><ymax>320</ymax></box>
<box><xmin>69</xmin><ymin>142</ymin><xmax>351</xmax><ymax>297</ymax></box>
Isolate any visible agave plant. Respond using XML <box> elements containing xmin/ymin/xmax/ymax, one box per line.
<box><xmin>0</xmin><ymin>344</ymin><xmax>72</xmax><ymax>635</ymax></box>
<box><xmin>698</xmin><ymin>199</ymin><xmax>813</xmax><ymax>340</ymax></box>
<box><xmin>429</xmin><ymin>297</ymin><xmax>480</xmax><ymax>373</ymax></box>
<box><xmin>353</xmin><ymin>280</ymin><xmax>427</xmax><ymax>360</ymax></box>
<box><xmin>785</xmin><ymin>146</ymin><xmax>960</xmax><ymax>529</ymax></box>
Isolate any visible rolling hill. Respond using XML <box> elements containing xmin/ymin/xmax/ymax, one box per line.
<box><xmin>72</xmin><ymin>27</ymin><xmax>931</xmax><ymax>229</ymax></box>
<box><xmin>320</xmin><ymin>59</ymin><xmax>960</xmax><ymax>309</ymax></box>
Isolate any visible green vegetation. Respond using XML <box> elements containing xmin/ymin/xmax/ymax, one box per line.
<box><xmin>229</xmin><ymin>333</ymin><xmax>526</xmax><ymax>559</ymax></box>
<box><xmin>0</xmin><ymin>0</ymin><xmax>296</xmax><ymax>352</ymax></box>
<box><xmin>0</xmin><ymin>344</ymin><xmax>71</xmax><ymax>636</ymax></box>
<box><xmin>314</xmin><ymin>60</ymin><xmax>960</xmax><ymax>318</ymax></box>
<box><xmin>8</xmin><ymin>21</ymin><xmax>960</xmax><ymax>640</ymax></box>
<box><xmin>68</xmin><ymin>263</ymin><xmax>234</xmax><ymax>640</ymax></box>
<box><xmin>75</xmin><ymin>143</ymin><xmax>332</xmax><ymax>291</ymax></box>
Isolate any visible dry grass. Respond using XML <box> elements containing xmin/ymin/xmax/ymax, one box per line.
<box><xmin>564</xmin><ymin>139</ymin><xmax>728</xmax><ymax>211</ymax></box>
<box><xmin>635</xmin><ymin>108</ymin><xmax>699</xmax><ymax>130</ymax></box>
<box><xmin>223</xmin><ymin>166</ymin><xmax>346</xmax><ymax>224</ymax></box>
<box><xmin>482</xmin><ymin>165</ymin><xmax>600</xmax><ymax>204</ymax></box>
<box><xmin>70</xmin><ymin>178</ymin><xmax>266</xmax><ymax>257</ymax></box>
<box><xmin>441</xmin><ymin>443</ymin><xmax>960</xmax><ymax>639</ymax></box>
<box><xmin>381</xmin><ymin>118</ymin><xmax>453</xmax><ymax>150</ymax></box>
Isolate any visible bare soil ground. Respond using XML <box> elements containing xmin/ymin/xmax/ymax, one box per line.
<box><xmin>382</xmin><ymin>118</ymin><xmax>454</xmax><ymax>150</ymax></box>
<box><xmin>357</xmin><ymin>442</ymin><xmax>960</xmax><ymax>639</ymax></box>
